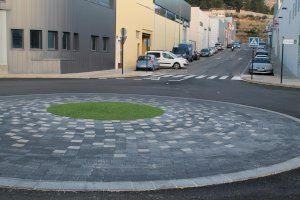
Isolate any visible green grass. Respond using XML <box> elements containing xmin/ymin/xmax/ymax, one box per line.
<box><xmin>47</xmin><ymin>102</ymin><xmax>164</xmax><ymax>121</ymax></box>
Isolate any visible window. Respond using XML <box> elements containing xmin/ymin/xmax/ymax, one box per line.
<box><xmin>147</xmin><ymin>52</ymin><xmax>161</xmax><ymax>58</ymax></box>
<box><xmin>62</xmin><ymin>32</ymin><xmax>70</xmax><ymax>50</ymax></box>
<box><xmin>91</xmin><ymin>35</ymin><xmax>99</xmax><ymax>51</ymax></box>
<box><xmin>11</xmin><ymin>29</ymin><xmax>23</xmax><ymax>49</ymax></box>
<box><xmin>163</xmin><ymin>53</ymin><xmax>174</xmax><ymax>59</ymax></box>
<box><xmin>73</xmin><ymin>33</ymin><xmax>79</xmax><ymax>51</ymax></box>
<box><xmin>102</xmin><ymin>37</ymin><xmax>109</xmax><ymax>51</ymax></box>
<box><xmin>30</xmin><ymin>30</ymin><xmax>42</xmax><ymax>49</ymax></box>
<box><xmin>48</xmin><ymin>31</ymin><xmax>58</xmax><ymax>50</ymax></box>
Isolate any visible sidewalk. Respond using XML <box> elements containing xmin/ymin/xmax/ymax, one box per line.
<box><xmin>0</xmin><ymin>69</ymin><xmax>152</xmax><ymax>79</ymax></box>
<box><xmin>242</xmin><ymin>53</ymin><xmax>300</xmax><ymax>89</ymax></box>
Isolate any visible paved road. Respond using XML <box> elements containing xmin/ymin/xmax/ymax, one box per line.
<box><xmin>0</xmin><ymin>46</ymin><xmax>299</xmax><ymax>199</ymax></box>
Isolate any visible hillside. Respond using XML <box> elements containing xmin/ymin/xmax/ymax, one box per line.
<box><xmin>186</xmin><ymin>0</ymin><xmax>273</xmax><ymax>14</ymax></box>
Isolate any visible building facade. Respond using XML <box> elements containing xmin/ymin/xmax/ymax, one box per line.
<box><xmin>190</xmin><ymin>8</ymin><xmax>236</xmax><ymax>51</ymax></box>
<box><xmin>190</xmin><ymin>7</ymin><xmax>209</xmax><ymax>50</ymax></box>
<box><xmin>0</xmin><ymin>0</ymin><xmax>116</xmax><ymax>74</ymax></box>
<box><xmin>272</xmin><ymin>0</ymin><xmax>300</xmax><ymax>78</ymax></box>
<box><xmin>115</xmin><ymin>0</ymin><xmax>191</xmax><ymax>69</ymax></box>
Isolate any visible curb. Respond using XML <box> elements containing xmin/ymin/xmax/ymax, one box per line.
<box><xmin>0</xmin><ymin>73</ymin><xmax>152</xmax><ymax>80</ymax></box>
<box><xmin>241</xmin><ymin>76</ymin><xmax>300</xmax><ymax>89</ymax></box>
<box><xmin>0</xmin><ymin>93</ymin><xmax>300</xmax><ymax>192</ymax></box>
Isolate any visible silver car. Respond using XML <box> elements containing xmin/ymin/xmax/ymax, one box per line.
<box><xmin>249</xmin><ymin>58</ymin><xmax>273</xmax><ymax>75</ymax></box>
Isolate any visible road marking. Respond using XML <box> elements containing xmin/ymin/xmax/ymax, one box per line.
<box><xmin>238</xmin><ymin>58</ymin><xmax>243</xmax><ymax>60</ymax></box>
<box><xmin>207</xmin><ymin>76</ymin><xmax>218</xmax><ymax>80</ymax></box>
<box><xmin>173</xmin><ymin>75</ymin><xmax>186</xmax><ymax>78</ymax></box>
<box><xmin>219</xmin><ymin>76</ymin><xmax>229</xmax><ymax>80</ymax></box>
<box><xmin>195</xmin><ymin>75</ymin><xmax>207</xmax><ymax>79</ymax></box>
<box><xmin>161</xmin><ymin>75</ymin><xmax>173</xmax><ymax>78</ymax></box>
<box><xmin>169</xmin><ymin>75</ymin><xmax>196</xmax><ymax>82</ymax></box>
<box><xmin>231</xmin><ymin>76</ymin><xmax>242</xmax><ymax>81</ymax></box>
<box><xmin>134</xmin><ymin>79</ymin><xmax>143</xmax><ymax>81</ymax></box>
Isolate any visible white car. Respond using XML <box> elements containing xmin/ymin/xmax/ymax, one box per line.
<box><xmin>146</xmin><ymin>51</ymin><xmax>189</xmax><ymax>69</ymax></box>
<box><xmin>255</xmin><ymin>55</ymin><xmax>270</xmax><ymax>60</ymax></box>
<box><xmin>249</xmin><ymin>58</ymin><xmax>273</xmax><ymax>75</ymax></box>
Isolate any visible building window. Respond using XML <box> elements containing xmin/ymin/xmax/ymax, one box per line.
<box><xmin>91</xmin><ymin>35</ymin><xmax>99</xmax><ymax>51</ymax></box>
<box><xmin>102</xmin><ymin>37</ymin><xmax>109</xmax><ymax>51</ymax></box>
<box><xmin>73</xmin><ymin>33</ymin><xmax>79</xmax><ymax>51</ymax></box>
<box><xmin>11</xmin><ymin>29</ymin><xmax>24</xmax><ymax>49</ymax></box>
<box><xmin>62</xmin><ymin>32</ymin><xmax>70</xmax><ymax>50</ymax></box>
<box><xmin>30</xmin><ymin>30</ymin><xmax>42</xmax><ymax>49</ymax></box>
<box><xmin>48</xmin><ymin>31</ymin><xmax>58</xmax><ymax>50</ymax></box>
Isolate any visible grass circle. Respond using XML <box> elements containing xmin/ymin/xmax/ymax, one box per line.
<box><xmin>47</xmin><ymin>102</ymin><xmax>165</xmax><ymax>120</ymax></box>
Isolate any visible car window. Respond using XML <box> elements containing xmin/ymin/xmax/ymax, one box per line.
<box><xmin>147</xmin><ymin>53</ymin><xmax>160</xmax><ymax>58</ymax></box>
<box><xmin>163</xmin><ymin>53</ymin><xmax>174</xmax><ymax>59</ymax></box>
<box><xmin>253</xmin><ymin>58</ymin><xmax>270</xmax><ymax>63</ymax></box>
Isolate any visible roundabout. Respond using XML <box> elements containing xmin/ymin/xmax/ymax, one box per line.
<box><xmin>0</xmin><ymin>93</ymin><xmax>300</xmax><ymax>191</ymax></box>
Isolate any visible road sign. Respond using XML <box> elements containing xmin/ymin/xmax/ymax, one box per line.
<box><xmin>283</xmin><ymin>39</ymin><xmax>298</xmax><ymax>45</ymax></box>
<box><xmin>248</xmin><ymin>37</ymin><xmax>260</xmax><ymax>48</ymax></box>
<box><xmin>121</xmin><ymin>28</ymin><xmax>127</xmax><ymax>37</ymax></box>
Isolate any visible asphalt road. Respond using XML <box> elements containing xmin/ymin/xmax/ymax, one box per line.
<box><xmin>0</xmin><ymin>46</ymin><xmax>299</xmax><ymax>200</ymax></box>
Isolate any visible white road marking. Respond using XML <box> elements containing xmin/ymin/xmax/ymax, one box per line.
<box><xmin>207</xmin><ymin>76</ymin><xmax>218</xmax><ymax>80</ymax></box>
<box><xmin>195</xmin><ymin>75</ymin><xmax>207</xmax><ymax>79</ymax></box>
<box><xmin>219</xmin><ymin>76</ymin><xmax>229</xmax><ymax>80</ymax></box>
<box><xmin>238</xmin><ymin>58</ymin><xmax>243</xmax><ymax>60</ymax></box>
<box><xmin>231</xmin><ymin>76</ymin><xmax>242</xmax><ymax>81</ymax></box>
<box><xmin>161</xmin><ymin>75</ymin><xmax>173</xmax><ymax>78</ymax></box>
<box><xmin>173</xmin><ymin>75</ymin><xmax>186</xmax><ymax>78</ymax></box>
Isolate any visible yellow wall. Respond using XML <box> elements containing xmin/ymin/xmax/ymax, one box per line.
<box><xmin>116</xmin><ymin>0</ymin><xmax>189</xmax><ymax>69</ymax></box>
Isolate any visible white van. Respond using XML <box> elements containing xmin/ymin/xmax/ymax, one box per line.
<box><xmin>146</xmin><ymin>51</ymin><xmax>189</xmax><ymax>69</ymax></box>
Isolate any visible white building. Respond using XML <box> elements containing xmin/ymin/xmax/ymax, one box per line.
<box><xmin>272</xmin><ymin>0</ymin><xmax>300</xmax><ymax>78</ymax></box>
<box><xmin>190</xmin><ymin>7</ymin><xmax>210</xmax><ymax>50</ymax></box>
<box><xmin>190</xmin><ymin>8</ymin><xmax>236</xmax><ymax>51</ymax></box>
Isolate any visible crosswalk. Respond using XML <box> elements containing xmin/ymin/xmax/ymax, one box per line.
<box><xmin>140</xmin><ymin>74</ymin><xmax>243</xmax><ymax>82</ymax></box>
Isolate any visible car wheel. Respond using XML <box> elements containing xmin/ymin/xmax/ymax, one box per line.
<box><xmin>173</xmin><ymin>63</ymin><xmax>180</xmax><ymax>69</ymax></box>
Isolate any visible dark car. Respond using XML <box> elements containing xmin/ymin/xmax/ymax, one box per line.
<box><xmin>192</xmin><ymin>51</ymin><xmax>201</xmax><ymax>60</ymax></box>
<box><xmin>200</xmin><ymin>48</ymin><xmax>211</xmax><ymax>57</ymax></box>
<box><xmin>172</xmin><ymin>44</ymin><xmax>194</xmax><ymax>62</ymax></box>
<box><xmin>227</xmin><ymin>43</ymin><xmax>233</xmax><ymax>48</ymax></box>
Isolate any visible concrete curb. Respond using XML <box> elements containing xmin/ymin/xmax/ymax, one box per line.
<box><xmin>241</xmin><ymin>76</ymin><xmax>300</xmax><ymax>89</ymax></box>
<box><xmin>0</xmin><ymin>72</ymin><xmax>152</xmax><ymax>79</ymax></box>
<box><xmin>0</xmin><ymin>93</ymin><xmax>300</xmax><ymax>192</ymax></box>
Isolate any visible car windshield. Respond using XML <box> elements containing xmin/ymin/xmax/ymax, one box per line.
<box><xmin>253</xmin><ymin>58</ymin><xmax>270</xmax><ymax>63</ymax></box>
<box><xmin>256</xmin><ymin>52</ymin><xmax>268</xmax><ymax>56</ymax></box>
<box><xmin>172</xmin><ymin>47</ymin><xmax>186</xmax><ymax>54</ymax></box>
<box><xmin>168</xmin><ymin>52</ymin><xmax>179</xmax><ymax>58</ymax></box>
<box><xmin>201</xmin><ymin>49</ymin><xmax>209</xmax><ymax>52</ymax></box>
<box><xmin>138</xmin><ymin>56</ymin><xmax>150</xmax><ymax>61</ymax></box>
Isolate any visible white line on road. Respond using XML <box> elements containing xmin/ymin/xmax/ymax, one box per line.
<box><xmin>173</xmin><ymin>75</ymin><xmax>186</xmax><ymax>78</ymax></box>
<box><xmin>195</xmin><ymin>75</ymin><xmax>207</xmax><ymax>79</ymax></box>
<box><xmin>231</xmin><ymin>76</ymin><xmax>242</xmax><ymax>81</ymax></box>
<box><xmin>207</xmin><ymin>76</ymin><xmax>218</xmax><ymax>80</ymax></box>
<box><xmin>219</xmin><ymin>76</ymin><xmax>229</xmax><ymax>80</ymax></box>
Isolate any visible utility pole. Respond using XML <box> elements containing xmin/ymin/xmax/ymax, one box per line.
<box><xmin>281</xmin><ymin>36</ymin><xmax>284</xmax><ymax>84</ymax></box>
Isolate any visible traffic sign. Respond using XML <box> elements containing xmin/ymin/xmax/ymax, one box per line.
<box><xmin>283</xmin><ymin>39</ymin><xmax>298</xmax><ymax>45</ymax></box>
<box><xmin>248</xmin><ymin>37</ymin><xmax>260</xmax><ymax>48</ymax></box>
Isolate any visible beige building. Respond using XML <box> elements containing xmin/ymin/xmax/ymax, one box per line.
<box><xmin>190</xmin><ymin>7</ymin><xmax>210</xmax><ymax>51</ymax></box>
<box><xmin>0</xmin><ymin>0</ymin><xmax>116</xmax><ymax>74</ymax></box>
<box><xmin>115</xmin><ymin>0</ymin><xmax>191</xmax><ymax>69</ymax></box>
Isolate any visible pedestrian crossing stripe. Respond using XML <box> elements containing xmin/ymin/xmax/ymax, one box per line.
<box><xmin>131</xmin><ymin>74</ymin><xmax>243</xmax><ymax>81</ymax></box>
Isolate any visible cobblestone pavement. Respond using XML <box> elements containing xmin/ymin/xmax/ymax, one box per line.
<box><xmin>0</xmin><ymin>94</ymin><xmax>299</xmax><ymax>187</ymax></box>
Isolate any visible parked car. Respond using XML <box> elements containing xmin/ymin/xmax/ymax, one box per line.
<box><xmin>192</xmin><ymin>51</ymin><xmax>201</xmax><ymax>60</ymax></box>
<box><xmin>249</xmin><ymin>58</ymin><xmax>273</xmax><ymax>75</ymax></box>
<box><xmin>215</xmin><ymin>43</ymin><xmax>224</xmax><ymax>50</ymax></box>
<box><xmin>233</xmin><ymin>42</ymin><xmax>241</xmax><ymax>48</ymax></box>
<box><xmin>227</xmin><ymin>43</ymin><xmax>233</xmax><ymax>48</ymax></box>
<box><xmin>200</xmin><ymin>48</ymin><xmax>212</xmax><ymax>57</ymax></box>
<box><xmin>172</xmin><ymin>43</ymin><xmax>194</xmax><ymax>62</ymax></box>
<box><xmin>146</xmin><ymin>51</ymin><xmax>189</xmax><ymax>69</ymax></box>
<box><xmin>259</xmin><ymin>42</ymin><xmax>267</xmax><ymax>49</ymax></box>
<box><xmin>136</xmin><ymin>55</ymin><xmax>159</xmax><ymax>71</ymax></box>
<box><xmin>255</xmin><ymin>50</ymin><xmax>269</xmax><ymax>57</ymax></box>
<box><xmin>255</xmin><ymin>55</ymin><xmax>270</xmax><ymax>60</ymax></box>
<box><xmin>208</xmin><ymin>47</ymin><xmax>215</xmax><ymax>55</ymax></box>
